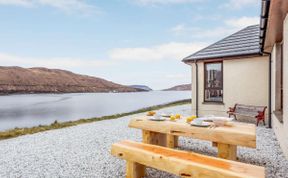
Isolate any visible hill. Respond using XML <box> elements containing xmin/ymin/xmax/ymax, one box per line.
<box><xmin>163</xmin><ymin>84</ymin><xmax>191</xmax><ymax>91</ymax></box>
<box><xmin>0</xmin><ymin>66</ymin><xmax>137</xmax><ymax>94</ymax></box>
<box><xmin>129</xmin><ymin>85</ymin><xmax>152</xmax><ymax>92</ymax></box>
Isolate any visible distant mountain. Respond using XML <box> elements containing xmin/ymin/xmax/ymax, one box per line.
<box><xmin>0</xmin><ymin>66</ymin><xmax>137</xmax><ymax>94</ymax></box>
<box><xmin>129</xmin><ymin>85</ymin><xmax>152</xmax><ymax>92</ymax></box>
<box><xmin>163</xmin><ymin>84</ymin><xmax>191</xmax><ymax>91</ymax></box>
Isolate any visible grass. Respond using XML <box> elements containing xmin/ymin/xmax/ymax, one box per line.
<box><xmin>0</xmin><ymin>99</ymin><xmax>191</xmax><ymax>140</ymax></box>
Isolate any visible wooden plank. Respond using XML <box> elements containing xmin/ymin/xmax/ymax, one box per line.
<box><xmin>142</xmin><ymin>130</ymin><xmax>151</xmax><ymax>144</ymax></box>
<box><xmin>142</xmin><ymin>130</ymin><xmax>166</xmax><ymax>146</ymax></box>
<box><xmin>126</xmin><ymin>161</ymin><xmax>145</xmax><ymax>178</ymax></box>
<box><xmin>217</xmin><ymin>143</ymin><xmax>237</xmax><ymax>161</ymax></box>
<box><xmin>166</xmin><ymin>134</ymin><xmax>176</xmax><ymax>148</ymax></box>
<box><xmin>111</xmin><ymin>140</ymin><xmax>265</xmax><ymax>178</ymax></box>
<box><xmin>130</xmin><ymin>117</ymin><xmax>256</xmax><ymax>148</ymax></box>
<box><xmin>143</xmin><ymin>130</ymin><xmax>178</xmax><ymax>148</ymax></box>
<box><xmin>174</xmin><ymin>136</ymin><xmax>178</xmax><ymax>147</ymax></box>
<box><xmin>157</xmin><ymin>133</ymin><xmax>167</xmax><ymax>147</ymax></box>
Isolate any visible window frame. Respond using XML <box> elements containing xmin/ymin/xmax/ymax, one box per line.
<box><xmin>273</xmin><ymin>43</ymin><xmax>284</xmax><ymax>123</ymax></box>
<box><xmin>280</xmin><ymin>43</ymin><xmax>283</xmax><ymax>111</ymax></box>
<box><xmin>203</xmin><ymin>61</ymin><xmax>224</xmax><ymax>103</ymax></box>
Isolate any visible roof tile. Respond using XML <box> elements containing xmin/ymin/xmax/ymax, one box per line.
<box><xmin>183</xmin><ymin>25</ymin><xmax>260</xmax><ymax>61</ymax></box>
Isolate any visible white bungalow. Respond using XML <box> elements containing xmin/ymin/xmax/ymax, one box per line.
<box><xmin>183</xmin><ymin>0</ymin><xmax>288</xmax><ymax>158</ymax></box>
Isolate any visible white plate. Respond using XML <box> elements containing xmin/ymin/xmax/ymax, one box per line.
<box><xmin>149</xmin><ymin>117</ymin><xmax>166</xmax><ymax>121</ymax></box>
<box><xmin>191</xmin><ymin>121</ymin><xmax>211</xmax><ymax>127</ymax></box>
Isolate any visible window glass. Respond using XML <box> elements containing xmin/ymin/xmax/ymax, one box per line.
<box><xmin>204</xmin><ymin>62</ymin><xmax>223</xmax><ymax>102</ymax></box>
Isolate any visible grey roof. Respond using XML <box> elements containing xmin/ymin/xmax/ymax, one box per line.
<box><xmin>183</xmin><ymin>25</ymin><xmax>261</xmax><ymax>62</ymax></box>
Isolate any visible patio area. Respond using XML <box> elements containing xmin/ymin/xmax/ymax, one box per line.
<box><xmin>0</xmin><ymin>104</ymin><xmax>287</xmax><ymax>178</ymax></box>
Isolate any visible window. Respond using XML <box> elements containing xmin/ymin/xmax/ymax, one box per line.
<box><xmin>274</xmin><ymin>43</ymin><xmax>283</xmax><ymax>123</ymax></box>
<box><xmin>204</xmin><ymin>62</ymin><xmax>223</xmax><ymax>102</ymax></box>
<box><xmin>275</xmin><ymin>43</ymin><xmax>283</xmax><ymax>112</ymax></box>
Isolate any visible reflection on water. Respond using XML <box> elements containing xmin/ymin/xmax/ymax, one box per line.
<box><xmin>0</xmin><ymin>91</ymin><xmax>190</xmax><ymax>131</ymax></box>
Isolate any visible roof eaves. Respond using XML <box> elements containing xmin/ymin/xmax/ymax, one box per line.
<box><xmin>259</xmin><ymin>0</ymin><xmax>270</xmax><ymax>53</ymax></box>
<box><xmin>183</xmin><ymin>51</ymin><xmax>261</xmax><ymax>63</ymax></box>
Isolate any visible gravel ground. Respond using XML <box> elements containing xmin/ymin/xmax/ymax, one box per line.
<box><xmin>0</xmin><ymin>104</ymin><xmax>287</xmax><ymax>178</ymax></box>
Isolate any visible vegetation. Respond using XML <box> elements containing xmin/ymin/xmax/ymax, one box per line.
<box><xmin>0</xmin><ymin>99</ymin><xmax>191</xmax><ymax>140</ymax></box>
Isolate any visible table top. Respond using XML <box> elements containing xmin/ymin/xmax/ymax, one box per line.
<box><xmin>128</xmin><ymin>116</ymin><xmax>256</xmax><ymax>148</ymax></box>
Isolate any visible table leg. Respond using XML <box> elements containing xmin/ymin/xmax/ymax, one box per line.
<box><xmin>126</xmin><ymin>161</ymin><xmax>145</xmax><ymax>178</ymax></box>
<box><xmin>142</xmin><ymin>130</ymin><xmax>164</xmax><ymax>146</ymax></box>
<box><xmin>217</xmin><ymin>143</ymin><xmax>237</xmax><ymax>160</ymax></box>
<box><xmin>166</xmin><ymin>134</ymin><xmax>174</xmax><ymax>148</ymax></box>
<box><xmin>142</xmin><ymin>130</ymin><xmax>178</xmax><ymax>148</ymax></box>
<box><xmin>142</xmin><ymin>130</ymin><xmax>152</xmax><ymax>144</ymax></box>
<box><xmin>166</xmin><ymin>134</ymin><xmax>178</xmax><ymax>148</ymax></box>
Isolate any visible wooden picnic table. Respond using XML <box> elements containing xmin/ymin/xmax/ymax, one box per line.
<box><xmin>128</xmin><ymin>116</ymin><xmax>256</xmax><ymax>160</ymax></box>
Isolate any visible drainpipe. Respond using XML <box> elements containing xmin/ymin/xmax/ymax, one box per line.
<box><xmin>263</xmin><ymin>52</ymin><xmax>272</xmax><ymax>128</ymax></box>
<box><xmin>268</xmin><ymin>53</ymin><xmax>272</xmax><ymax>128</ymax></box>
<box><xmin>195</xmin><ymin>61</ymin><xmax>199</xmax><ymax>117</ymax></box>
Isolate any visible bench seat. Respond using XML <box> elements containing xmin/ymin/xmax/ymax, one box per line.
<box><xmin>111</xmin><ymin>140</ymin><xmax>265</xmax><ymax>178</ymax></box>
<box><xmin>227</xmin><ymin>104</ymin><xmax>267</xmax><ymax>126</ymax></box>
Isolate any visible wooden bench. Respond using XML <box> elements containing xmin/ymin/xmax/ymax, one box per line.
<box><xmin>227</xmin><ymin>104</ymin><xmax>267</xmax><ymax>126</ymax></box>
<box><xmin>111</xmin><ymin>140</ymin><xmax>265</xmax><ymax>178</ymax></box>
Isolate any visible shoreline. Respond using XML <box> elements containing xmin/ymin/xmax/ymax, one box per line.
<box><xmin>0</xmin><ymin>90</ymin><xmax>148</xmax><ymax>96</ymax></box>
<box><xmin>0</xmin><ymin>99</ymin><xmax>191</xmax><ymax>140</ymax></box>
<box><xmin>0</xmin><ymin>90</ymin><xmax>187</xmax><ymax>96</ymax></box>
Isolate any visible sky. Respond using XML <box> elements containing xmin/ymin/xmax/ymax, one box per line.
<box><xmin>0</xmin><ymin>0</ymin><xmax>261</xmax><ymax>90</ymax></box>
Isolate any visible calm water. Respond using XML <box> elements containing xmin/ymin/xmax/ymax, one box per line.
<box><xmin>0</xmin><ymin>91</ymin><xmax>190</xmax><ymax>131</ymax></box>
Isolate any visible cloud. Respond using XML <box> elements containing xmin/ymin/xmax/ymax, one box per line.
<box><xmin>170</xmin><ymin>24</ymin><xmax>186</xmax><ymax>35</ymax></box>
<box><xmin>109</xmin><ymin>42</ymin><xmax>207</xmax><ymax>61</ymax></box>
<box><xmin>0</xmin><ymin>0</ymin><xmax>98</xmax><ymax>14</ymax></box>
<box><xmin>0</xmin><ymin>52</ymin><xmax>113</xmax><ymax>70</ymax></box>
<box><xmin>221</xmin><ymin>0</ymin><xmax>259</xmax><ymax>9</ymax></box>
<box><xmin>0</xmin><ymin>0</ymin><xmax>32</xmax><ymax>7</ymax></box>
<box><xmin>0</xmin><ymin>41</ymin><xmax>207</xmax><ymax>70</ymax></box>
<box><xmin>134</xmin><ymin>0</ymin><xmax>202</xmax><ymax>6</ymax></box>
<box><xmin>170</xmin><ymin>24</ymin><xmax>237</xmax><ymax>40</ymax></box>
<box><xmin>170</xmin><ymin>16</ymin><xmax>259</xmax><ymax>41</ymax></box>
<box><xmin>225</xmin><ymin>16</ymin><xmax>259</xmax><ymax>28</ymax></box>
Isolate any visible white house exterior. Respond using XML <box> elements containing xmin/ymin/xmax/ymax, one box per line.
<box><xmin>183</xmin><ymin>0</ymin><xmax>288</xmax><ymax>159</ymax></box>
<box><xmin>260</xmin><ymin>0</ymin><xmax>288</xmax><ymax>158</ymax></box>
<box><xmin>183</xmin><ymin>25</ymin><xmax>269</xmax><ymax>121</ymax></box>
